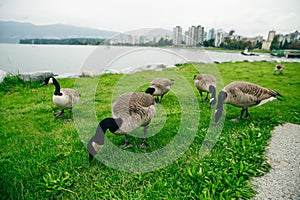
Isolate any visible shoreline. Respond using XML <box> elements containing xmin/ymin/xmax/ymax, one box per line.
<box><xmin>1</xmin><ymin>60</ymin><xmax>300</xmax><ymax>81</ymax></box>
<box><xmin>1</xmin><ymin>44</ymin><xmax>300</xmax><ymax>77</ymax></box>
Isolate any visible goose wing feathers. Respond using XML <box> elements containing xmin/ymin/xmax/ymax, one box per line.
<box><xmin>224</xmin><ymin>81</ymin><xmax>279</xmax><ymax>107</ymax></box>
<box><xmin>150</xmin><ymin>78</ymin><xmax>174</xmax><ymax>87</ymax></box>
<box><xmin>53</xmin><ymin>88</ymin><xmax>80</xmax><ymax>109</ymax></box>
<box><xmin>61</xmin><ymin>88</ymin><xmax>80</xmax><ymax>98</ymax></box>
<box><xmin>194</xmin><ymin>74</ymin><xmax>216</xmax><ymax>91</ymax></box>
<box><xmin>112</xmin><ymin>92</ymin><xmax>156</xmax><ymax>133</ymax></box>
<box><xmin>150</xmin><ymin>78</ymin><xmax>174</xmax><ymax>96</ymax></box>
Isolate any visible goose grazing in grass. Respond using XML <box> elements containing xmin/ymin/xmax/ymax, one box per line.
<box><xmin>145</xmin><ymin>78</ymin><xmax>174</xmax><ymax>103</ymax></box>
<box><xmin>214</xmin><ymin>81</ymin><xmax>283</xmax><ymax>124</ymax></box>
<box><xmin>42</xmin><ymin>76</ymin><xmax>80</xmax><ymax>118</ymax></box>
<box><xmin>88</xmin><ymin>91</ymin><xmax>156</xmax><ymax>162</ymax></box>
<box><xmin>194</xmin><ymin>74</ymin><xmax>217</xmax><ymax>107</ymax></box>
<box><xmin>274</xmin><ymin>64</ymin><xmax>284</xmax><ymax>75</ymax></box>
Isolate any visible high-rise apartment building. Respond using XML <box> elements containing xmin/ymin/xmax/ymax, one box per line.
<box><xmin>173</xmin><ymin>26</ymin><xmax>183</xmax><ymax>46</ymax></box>
<box><xmin>173</xmin><ymin>25</ymin><xmax>205</xmax><ymax>46</ymax></box>
<box><xmin>262</xmin><ymin>30</ymin><xmax>276</xmax><ymax>50</ymax></box>
<box><xmin>207</xmin><ymin>28</ymin><xmax>216</xmax><ymax>40</ymax></box>
<box><xmin>214</xmin><ymin>29</ymin><xmax>224</xmax><ymax>47</ymax></box>
<box><xmin>187</xmin><ymin>26</ymin><xmax>197</xmax><ymax>46</ymax></box>
<box><xmin>267</xmin><ymin>30</ymin><xmax>276</xmax><ymax>42</ymax></box>
<box><xmin>196</xmin><ymin>25</ymin><xmax>205</xmax><ymax>45</ymax></box>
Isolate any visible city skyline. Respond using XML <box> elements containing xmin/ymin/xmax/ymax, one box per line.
<box><xmin>0</xmin><ymin>0</ymin><xmax>299</xmax><ymax>39</ymax></box>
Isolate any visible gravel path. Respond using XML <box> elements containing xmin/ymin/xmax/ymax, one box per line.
<box><xmin>251</xmin><ymin>123</ymin><xmax>300</xmax><ymax>200</ymax></box>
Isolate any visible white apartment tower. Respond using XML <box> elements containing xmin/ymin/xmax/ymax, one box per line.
<box><xmin>187</xmin><ymin>26</ymin><xmax>197</xmax><ymax>46</ymax></box>
<box><xmin>207</xmin><ymin>28</ymin><xmax>216</xmax><ymax>40</ymax></box>
<box><xmin>185</xmin><ymin>25</ymin><xmax>205</xmax><ymax>46</ymax></box>
<box><xmin>196</xmin><ymin>25</ymin><xmax>204</xmax><ymax>45</ymax></box>
<box><xmin>267</xmin><ymin>30</ymin><xmax>276</xmax><ymax>42</ymax></box>
<box><xmin>214</xmin><ymin>29</ymin><xmax>224</xmax><ymax>47</ymax></box>
<box><xmin>173</xmin><ymin>26</ymin><xmax>183</xmax><ymax>46</ymax></box>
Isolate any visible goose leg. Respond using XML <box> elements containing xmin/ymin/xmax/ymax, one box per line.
<box><xmin>245</xmin><ymin>108</ymin><xmax>249</xmax><ymax>118</ymax></box>
<box><xmin>155</xmin><ymin>97</ymin><xmax>159</xmax><ymax>103</ymax></box>
<box><xmin>54</xmin><ymin>109</ymin><xmax>64</xmax><ymax>118</ymax></box>
<box><xmin>160</xmin><ymin>94</ymin><xmax>165</xmax><ymax>103</ymax></box>
<box><xmin>122</xmin><ymin>135</ymin><xmax>131</xmax><ymax>149</ymax></box>
<box><xmin>139</xmin><ymin>126</ymin><xmax>148</xmax><ymax>148</ymax></box>
<box><xmin>69</xmin><ymin>109</ymin><xmax>72</xmax><ymax>118</ymax></box>
<box><xmin>239</xmin><ymin>108</ymin><xmax>246</xmax><ymax>119</ymax></box>
<box><xmin>205</xmin><ymin>92</ymin><xmax>209</xmax><ymax>101</ymax></box>
<box><xmin>199</xmin><ymin>91</ymin><xmax>203</xmax><ymax>102</ymax></box>
<box><xmin>64</xmin><ymin>109</ymin><xmax>72</xmax><ymax>120</ymax></box>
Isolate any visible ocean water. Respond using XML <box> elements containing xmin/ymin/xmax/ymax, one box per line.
<box><xmin>0</xmin><ymin>43</ymin><xmax>298</xmax><ymax>76</ymax></box>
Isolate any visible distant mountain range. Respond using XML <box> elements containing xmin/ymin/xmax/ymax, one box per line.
<box><xmin>0</xmin><ymin>21</ymin><xmax>120</xmax><ymax>43</ymax></box>
<box><xmin>0</xmin><ymin>21</ymin><xmax>173</xmax><ymax>43</ymax></box>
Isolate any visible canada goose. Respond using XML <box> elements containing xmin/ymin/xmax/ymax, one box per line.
<box><xmin>194</xmin><ymin>74</ymin><xmax>217</xmax><ymax>107</ymax></box>
<box><xmin>145</xmin><ymin>78</ymin><xmax>174</xmax><ymax>103</ymax></box>
<box><xmin>214</xmin><ymin>81</ymin><xmax>282</xmax><ymax>124</ymax></box>
<box><xmin>274</xmin><ymin>64</ymin><xmax>284</xmax><ymax>75</ymax></box>
<box><xmin>42</xmin><ymin>76</ymin><xmax>80</xmax><ymax>118</ymax></box>
<box><xmin>88</xmin><ymin>91</ymin><xmax>156</xmax><ymax>162</ymax></box>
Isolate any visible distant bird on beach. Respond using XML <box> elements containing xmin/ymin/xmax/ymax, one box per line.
<box><xmin>194</xmin><ymin>74</ymin><xmax>217</xmax><ymax>107</ymax></box>
<box><xmin>42</xmin><ymin>76</ymin><xmax>80</xmax><ymax>119</ymax></box>
<box><xmin>214</xmin><ymin>81</ymin><xmax>283</xmax><ymax>124</ymax></box>
<box><xmin>145</xmin><ymin>78</ymin><xmax>174</xmax><ymax>103</ymax></box>
<box><xmin>274</xmin><ymin>64</ymin><xmax>284</xmax><ymax>75</ymax></box>
<box><xmin>88</xmin><ymin>91</ymin><xmax>156</xmax><ymax>162</ymax></box>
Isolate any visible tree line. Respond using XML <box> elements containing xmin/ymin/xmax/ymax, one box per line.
<box><xmin>20</xmin><ymin>38</ymin><xmax>106</xmax><ymax>45</ymax></box>
<box><xmin>20</xmin><ymin>36</ymin><xmax>299</xmax><ymax>50</ymax></box>
<box><xmin>270</xmin><ymin>35</ymin><xmax>300</xmax><ymax>50</ymax></box>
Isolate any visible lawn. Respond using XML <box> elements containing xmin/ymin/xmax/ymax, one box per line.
<box><xmin>0</xmin><ymin>61</ymin><xmax>299</xmax><ymax>199</ymax></box>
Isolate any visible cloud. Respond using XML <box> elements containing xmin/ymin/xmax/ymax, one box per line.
<box><xmin>0</xmin><ymin>0</ymin><xmax>299</xmax><ymax>37</ymax></box>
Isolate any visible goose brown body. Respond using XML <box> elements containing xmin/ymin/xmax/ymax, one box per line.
<box><xmin>53</xmin><ymin>88</ymin><xmax>80</xmax><ymax>109</ymax></box>
<box><xmin>274</xmin><ymin>64</ymin><xmax>284</xmax><ymax>75</ymax></box>
<box><xmin>194</xmin><ymin>74</ymin><xmax>217</xmax><ymax>106</ymax></box>
<box><xmin>112</xmin><ymin>92</ymin><xmax>156</xmax><ymax>134</ymax></box>
<box><xmin>214</xmin><ymin>81</ymin><xmax>282</xmax><ymax>124</ymax></box>
<box><xmin>147</xmin><ymin>78</ymin><xmax>174</xmax><ymax>102</ymax></box>
<box><xmin>88</xmin><ymin>92</ymin><xmax>156</xmax><ymax>162</ymax></box>
<box><xmin>42</xmin><ymin>76</ymin><xmax>80</xmax><ymax>118</ymax></box>
<box><xmin>222</xmin><ymin>81</ymin><xmax>279</xmax><ymax>108</ymax></box>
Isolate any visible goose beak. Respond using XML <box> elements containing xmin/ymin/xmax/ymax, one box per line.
<box><xmin>210</xmin><ymin>98</ymin><xmax>216</xmax><ymax>108</ymax></box>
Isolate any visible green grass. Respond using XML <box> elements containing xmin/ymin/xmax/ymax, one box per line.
<box><xmin>0</xmin><ymin>61</ymin><xmax>299</xmax><ymax>199</ymax></box>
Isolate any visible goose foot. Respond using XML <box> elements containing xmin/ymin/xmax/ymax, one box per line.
<box><xmin>138</xmin><ymin>141</ymin><xmax>148</xmax><ymax>148</ymax></box>
<box><xmin>54</xmin><ymin>110</ymin><xmax>64</xmax><ymax>118</ymax></box>
<box><xmin>121</xmin><ymin>142</ymin><xmax>132</xmax><ymax>149</ymax></box>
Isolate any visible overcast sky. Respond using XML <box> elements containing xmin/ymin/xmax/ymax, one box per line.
<box><xmin>0</xmin><ymin>0</ymin><xmax>299</xmax><ymax>39</ymax></box>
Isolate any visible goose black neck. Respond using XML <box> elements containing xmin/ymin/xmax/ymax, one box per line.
<box><xmin>217</xmin><ymin>91</ymin><xmax>226</xmax><ymax>110</ymax></box>
<box><xmin>214</xmin><ymin>91</ymin><xmax>227</xmax><ymax>124</ymax></box>
<box><xmin>52</xmin><ymin>78</ymin><xmax>62</xmax><ymax>96</ymax></box>
<box><xmin>87</xmin><ymin>118</ymin><xmax>122</xmax><ymax>162</ymax></box>
<box><xmin>209</xmin><ymin>85</ymin><xmax>216</xmax><ymax>100</ymax></box>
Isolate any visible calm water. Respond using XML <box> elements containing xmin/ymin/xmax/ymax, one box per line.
<box><xmin>0</xmin><ymin>43</ymin><xmax>298</xmax><ymax>76</ymax></box>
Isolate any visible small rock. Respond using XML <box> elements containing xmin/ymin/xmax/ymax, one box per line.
<box><xmin>19</xmin><ymin>71</ymin><xmax>55</xmax><ymax>82</ymax></box>
<box><xmin>0</xmin><ymin>70</ymin><xmax>7</xmax><ymax>83</ymax></box>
